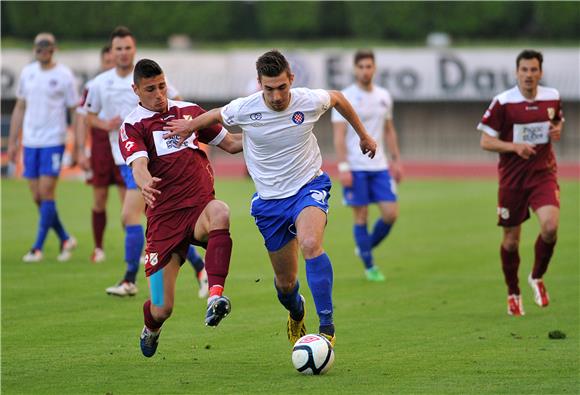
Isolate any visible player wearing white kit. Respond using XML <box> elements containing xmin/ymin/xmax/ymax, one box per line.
<box><xmin>8</xmin><ymin>32</ymin><xmax>79</xmax><ymax>262</ymax></box>
<box><xmin>332</xmin><ymin>50</ymin><xmax>403</xmax><ymax>282</ymax></box>
<box><xmin>164</xmin><ymin>50</ymin><xmax>377</xmax><ymax>348</ymax></box>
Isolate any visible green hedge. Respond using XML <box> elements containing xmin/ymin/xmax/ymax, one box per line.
<box><xmin>2</xmin><ymin>1</ymin><xmax>578</xmax><ymax>43</ymax></box>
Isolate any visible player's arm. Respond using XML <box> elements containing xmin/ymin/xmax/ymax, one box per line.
<box><xmin>74</xmin><ymin>112</ymin><xmax>91</xmax><ymax>171</ymax></box>
<box><xmin>130</xmin><ymin>157</ymin><xmax>161</xmax><ymax>208</ymax></box>
<box><xmin>480</xmin><ymin>132</ymin><xmax>536</xmax><ymax>160</ymax></box>
<box><xmin>86</xmin><ymin>112</ymin><xmax>122</xmax><ymax>132</ymax></box>
<box><xmin>328</xmin><ymin>90</ymin><xmax>377</xmax><ymax>159</ymax></box>
<box><xmin>163</xmin><ymin>107</ymin><xmax>223</xmax><ymax>146</ymax></box>
<box><xmin>7</xmin><ymin>99</ymin><xmax>26</xmax><ymax>163</ymax></box>
<box><xmin>549</xmin><ymin>119</ymin><xmax>564</xmax><ymax>142</ymax></box>
<box><xmin>332</xmin><ymin>121</ymin><xmax>352</xmax><ymax>187</ymax></box>
<box><xmin>217</xmin><ymin>132</ymin><xmax>243</xmax><ymax>154</ymax></box>
<box><xmin>384</xmin><ymin>119</ymin><xmax>403</xmax><ymax>183</ymax></box>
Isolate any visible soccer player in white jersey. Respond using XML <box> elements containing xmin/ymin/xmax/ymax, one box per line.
<box><xmin>332</xmin><ymin>50</ymin><xmax>403</xmax><ymax>282</ymax></box>
<box><xmin>164</xmin><ymin>50</ymin><xmax>377</xmax><ymax>347</ymax></box>
<box><xmin>7</xmin><ymin>32</ymin><xmax>79</xmax><ymax>263</ymax></box>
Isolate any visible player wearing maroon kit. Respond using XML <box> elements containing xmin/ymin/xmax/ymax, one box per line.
<box><xmin>478</xmin><ymin>50</ymin><xmax>564</xmax><ymax>316</ymax></box>
<box><xmin>119</xmin><ymin>59</ymin><xmax>242</xmax><ymax>357</ymax></box>
<box><xmin>76</xmin><ymin>45</ymin><xmax>126</xmax><ymax>263</ymax></box>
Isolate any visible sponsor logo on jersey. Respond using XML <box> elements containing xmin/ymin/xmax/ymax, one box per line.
<box><xmin>292</xmin><ymin>111</ymin><xmax>305</xmax><ymax>125</ymax></box>
<box><xmin>497</xmin><ymin>207</ymin><xmax>510</xmax><ymax>220</ymax></box>
<box><xmin>124</xmin><ymin>141</ymin><xmax>135</xmax><ymax>152</ymax></box>
<box><xmin>525</xmin><ymin>105</ymin><xmax>539</xmax><ymax>111</ymax></box>
<box><xmin>250</xmin><ymin>112</ymin><xmax>262</xmax><ymax>120</ymax></box>
<box><xmin>547</xmin><ymin>107</ymin><xmax>555</xmax><ymax>120</ymax></box>
<box><xmin>166</xmin><ymin>135</ymin><xmax>187</xmax><ymax>149</ymax></box>
<box><xmin>309</xmin><ymin>189</ymin><xmax>327</xmax><ymax>204</ymax></box>
<box><xmin>49</xmin><ymin>79</ymin><xmax>58</xmax><ymax>87</ymax></box>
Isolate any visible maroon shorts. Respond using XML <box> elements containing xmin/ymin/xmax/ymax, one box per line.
<box><xmin>88</xmin><ymin>128</ymin><xmax>125</xmax><ymax>187</ymax></box>
<box><xmin>143</xmin><ymin>203</ymin><xmax>211</xmax><ymax>277</ymax></box>
<box><xmin>497</xmin><ymin>174</ymin><xmax>560</xmax><ymax>227</ymax></box>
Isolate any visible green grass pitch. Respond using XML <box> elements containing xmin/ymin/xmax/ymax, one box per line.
<box><xmin>2</xmin><ymin>178</ymin><xmax>578</xmax><ymax>394</ymax></box>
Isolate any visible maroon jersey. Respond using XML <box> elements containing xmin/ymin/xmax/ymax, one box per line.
<box><xmin>119</xmin><ymin>99</ymin><xmax>226</xmax><ymax>217</ymax></box>
<box><xmin>477</xmin><ymin>86</ymin><xmax>563</xmax><ymax>188</ymax></box>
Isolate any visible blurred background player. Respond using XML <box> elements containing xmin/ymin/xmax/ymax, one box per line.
<box><xmin>164</xmin><ymin>50</ymin><xmax>377</xmax><ymax>348</ymax></box>
<box><xmin>119</xmin><ymin>59</ymin><xmax>242</xmax><ymax>356</ymax></box>
<box><xmin>7</xmin><ymin>32</ymin><xmax>79</xmax><ymax>262</ymax></box>
<box><xmin>478</xmin><ymin>49</ymin><xmax>564</xmax><ymax>316</ymax></box>
<box><xmin>84</xmin><ymin>26</ymin><xmax>208</xmax><ymax>298</ymax></box>
<box><xmin>332</xmin><ymin>50</ymin><xmax>403</xmax><ymax>282</ymax></box>
<box><xmin>76</xmin><ymin>44</ymin><xmax>126</xmax><ymax>263</ymax></box>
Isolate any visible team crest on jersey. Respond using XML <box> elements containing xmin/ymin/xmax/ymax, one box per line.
<box><xmin>292</xmin><ymin>111</ymin><xmax>305</xmax><ymax>125</ymax></box>
<box><xmin>547</xmin><ymin>107</ymin><xmax>555</xmax><ymax>120</ymax></box>
<box><xmin>183</xmin><ymin>115</ymin><xmax>192</xmax><ymax>121</ymax></box>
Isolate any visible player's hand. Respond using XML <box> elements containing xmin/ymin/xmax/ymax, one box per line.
<box><xmin>338</xmin><ymin>170</ymin><xmax>352</xmax><ymax>188</ymax></box>
<box><xmin>141</xmin><ymin>177</ymin><xmax>162</xmax><ymax>208</ymax></box>
<box><xmin>163</xmin><ymin>119</ymin><xmax>195</xmax><ymax>146</ymax></box>
<box><xmin>390</xmin><ymin>160</ymin><xmax>404</xmax><ymax>184</ymax></box>
<box><xmin>108</xmin><ymin>116</ymin><xmax>122</xmax><ymax>131</ymax></box>
<box><xmin>360</xmin><ymin>135</ymin><xmax>377</xmax><ymax>159</ymax></box>
<box><xmin>549</xmin><ymin>120</ymin><xmax>563</xmax><ymax>142</ymax></box>
<box><xmin>514</xmin><ymin>143</ymin><xmax>536</xmax><ymax>160</ymax></box>
<box><xmin>7</xmin><ymin>143</ymin><xmax>18</xmax><ymax>164</ymax></box>
<box><xmin>77</xmin><ymin>151</ymin><xmax>91</xmax><ymax>171</ymax></box>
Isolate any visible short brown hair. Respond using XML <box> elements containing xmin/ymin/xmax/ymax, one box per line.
<box><xmin>110</xmin><ymin>26</ymin><xmax>135</xmax><ymax>44</ymax></box>
<box><xmin>256</xmin><ymin>50</ymin><xmax>291</xmax><ymax>79</ymax></box>
<box><xmin>516</xmin><ymin>49</ymin><xmax>543</xmax><ymax>70</ymax></box>
<box><xmin>354</xmin><ymin>50</ymin><xmax>375</xmax><ymax>65</ymax></box>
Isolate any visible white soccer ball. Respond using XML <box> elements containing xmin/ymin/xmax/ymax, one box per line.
<box><xmin>292</xmin><ymin>334</ymin><xmax>335</xmax><ymax>375</ymax></box>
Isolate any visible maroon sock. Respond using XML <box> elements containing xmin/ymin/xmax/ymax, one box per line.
<box><xmin>143</xmin><ymin>300</ymin><xmax>163</xmax><ymax>330</ymax></box>
<box><xmin>205</xmin><ymin>229</ymin><xmax>232</xmax><ymax>290</ymax></box>
<box><xmin>500</xmin><ymin>246</ymin><xmax>520</xmax><ymax>295</ymax></box>
<box><xmin>532</xmin><ymin>235</ymin><xmax>556</xmax><ymax>279</ymax></box>
<box><xmin>92</xmin><ymin>210</ymin><xmax>106</xmax><ymax>249</ymax></box>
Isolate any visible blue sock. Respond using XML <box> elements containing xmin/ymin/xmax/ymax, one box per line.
<box><xmin>370</xmin><ymin>219</ymin><xmax>393</xmax><ymax>249</ymax></box>
<box><xmin>51</xmin><ymin>210</ymin><xmax>69</xmax><ymax>242</ymax></box>
<box><xmin>32</xmin><ymin>200</ymin><xmax>56</xmax><ymax>250</ymax></box>
<box><xmin>275</xmin><ymin>280</ymin><xmax>304</xmax><ymax>321</ymax></box>
<box><xmin>305</xmin><ymin>253</ymin><xmax>334</xmax><ymax>329</ymax></box>
<box><xmin>187</xmin><ymin>245</ymin><xmax>204</xmax><ymax>274</ymax></box>
<box><xmin>124</xmin><ymin>224</ymin><xmax>144</xmax><ymax>283</ymax></box>
<box><xmin>354</xmin><ymin>224</ymin><xmax>373</xmax><ymax>269</ymax></box>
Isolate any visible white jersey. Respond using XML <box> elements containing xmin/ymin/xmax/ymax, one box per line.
<box><xmin>17</xmin><ymin>62</ymin><xmax>79</xmax><ymax>148</ymax></box>
<box><xmin>84</xmin><ymin>67</ymin><xmax>179</xmax><ymax>165</ymax></box>
<box><xmin>331</xmin><ymin>84</ymin><xmax>392</xmax><ymax>171</ymax></box>
<box><xmin>221</xmin><ymin>88</ymin><xmax>331</xmax><ymax>199</ymax></box>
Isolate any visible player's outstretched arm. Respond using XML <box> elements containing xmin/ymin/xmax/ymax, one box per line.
<box><xmin>7</xmin><ymin>99</ymin><xmax>26</xmax><ymax>163</ymax></box>
<box><xmin>328</xmin><ymin>90</ymin><xmax>377</xmax><ymax>159</ymax></box>
<box><xmin>217</xmin><ymin>132</ymin><xmax>243</xmax><ymax>154</ymax></box>
<box><xmin>480</xmin><ymin>132</ymin><xmax>536</xmax><ymax>160</ymax></box>
<box><xmin>131</xmin><ymin>157</ymin><xmax>161</xmax><ymax>208</ymax></box>
<box><xmin>163</xmin><ymin>108</ymin><xmax>223</xmax><ymax>146</ymax></box>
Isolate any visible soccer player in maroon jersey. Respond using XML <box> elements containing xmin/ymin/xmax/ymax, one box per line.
<box><xmin>119</xmin><ymin>59</ymin><xmax>242</xmax><ymax>357</ymax></box>
<box><xmin>76</xmin><ymin>45</ymin><xmax>126</xmax><ymax>263</ymax></box>
<box><xmin>478</xmin><ymin>50</ymin><xmax>564</xmax><ymax>316</ymax></box>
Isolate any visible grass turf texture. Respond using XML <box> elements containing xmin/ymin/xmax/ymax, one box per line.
<box><xmin>2</xmin><ymin>178</ymin><xmax>578</xmax><ymax>394</ymax></box>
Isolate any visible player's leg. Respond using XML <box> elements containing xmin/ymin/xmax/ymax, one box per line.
<box><xmin>370</xmin><ymin>170</ymin><xmax>398</xmax><ymax>249</ymax></box>
<box><xmin>528</xmin><ymin>205</ymin><xmax>559</xmax><ymax>307</ymax></box>
<box><xmin>91</xmin><ymin>185</ymin><xmax>109</xmax><ymax>262</ymax></box>
<box><xmin>501</xmin><ymin>225</ymin><xmax>524</xmax><ymax>315</ymax></box>
<box><xmin>296</xmin><ymin>206</ymin><xmax>335</xmax><ymax>345</ymax></box>
<box><xmin>140</xmin><ymin>254</ymin><xmax>181</xmax><ymax>357</ymax></box>
<box><xmin>194</xmin><ymin>199</ymin><xmax>233</xmax><ymax>326</ymax></box>
<box><xmin>23</xmin><ymin>174</ymin><xmax>44</xmax><ymax>261</ymax></box>
<box><xmin>187</xmin><ymin>245</ymin><xmax>208</xmax><ymax>298</ymax></box>
<box><xmin>268</xmin><ymin>239</ymin><xmax>306</xmax><ymax>345</ymax></box>
<box><xmin>372</xmin><ymin>201</ymin><xmax>398</xmax><ymax>247</ymax></box>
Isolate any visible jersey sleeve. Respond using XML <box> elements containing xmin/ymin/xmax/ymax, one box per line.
<box><xmin>310</xmin><ymin>89</ymin><xmax>331</xmax><ymax>115</ymax></box>
<box><xmin>119</xmin><ymin>122</ymin><xmax>148</xmax><ymax>166</ymax></box>
<box><xmin>64</xmin><ymin>70</ymin><xmax>80</xmax><ymax>108</ymax></box>
<box><xmin>477</xmin><ymin>97</ymin><xmax>503</xmax><ymax>138</ymax></box>
<box><xmin>220</xmin><ymin>97</ymin><xmax>245</xmax><ymax>127</ymax></box>
<box><xmin>84</xmin><ymin>82</ymin><xmax>101</xmax><ymax>115</ymax></box>
<box><xmin>16</xmin><ymin>69</ymin><xmax>27</xmax><ymax>100</ymax></box>
<box><xmin>384</xmin><ymin>92</ymin><xmax>394</xmax><ymax>121</ymax></box>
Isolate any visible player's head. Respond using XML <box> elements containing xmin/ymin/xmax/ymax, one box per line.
<box><xmin>132</xmin><ymin>59</ymin><xmax>168</xmax><ymax>113</ymax></box>
<box><xmin>353</xmin><ymin>50</ymin><xmax>376</xmax><ymax>87</ymax></box>
<box><xmin>256</xmin><ymin>50</ymin><xmax>294</xmax><ymax>111</ymax></box>
<box><xmin>110</xmin><ymin>26</ymin><xmax>136</xmax><ymax>70</ymax></box>
<box><xmin>100</xmin><ymin>44</ymin><xmax>115</xmax><ymax>72</ymax></box>
<box><xmin>516</xmin><ymin>50</ymin><xmax>543</xmax><ymax>93</ymax></box>
<box><xmin>33</xmin><ymin>32</ymin><xmax>56</xmax><ymax>65</ymax></box>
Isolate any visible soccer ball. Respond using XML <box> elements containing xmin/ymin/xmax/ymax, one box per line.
<box><xmin>292</xmin><ymin>334</ymin><xmax>335</xmax><ymax>375</ymax></box>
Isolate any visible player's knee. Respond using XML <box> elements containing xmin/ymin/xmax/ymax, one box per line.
<box><xmin>502</xmin><ymin>238</ymin><xmax>519</xmax><ymax>252</ymax></box>
<box><xmin>208</xmin><ymin>200</ymin><xmax>230</xmax><ymax>229</ymax></box>
<box><xmin>541</xmin><ymin>220</ymin><xmax>558</xmax><ymax>241</ymax></box>
<box><xmin>298</xmin><ymin>236</ymin><xmax>323</xmax><ymax>258</ymax></box>
<box><xmin>155</xmin><ymin>304</ymin><xmax>173</xmax><ymax>321</ymax></box>
<box><xmin>275</xmin><ymin>277</ymin><xmax>298</xmax><ymax>293</ymax></box>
